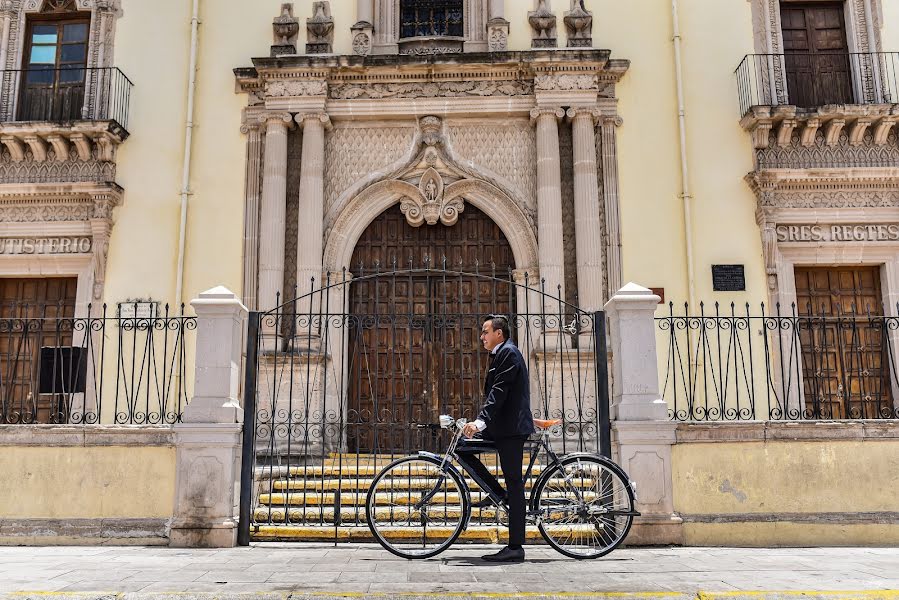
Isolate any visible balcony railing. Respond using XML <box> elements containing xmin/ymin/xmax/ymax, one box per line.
<box><xmin>0</xmin><ymin>66</ymin><xmax>133</xmax><ymax>132</ymax></box>
<box><xmin>735</xmin><ymin>52</ymin><xmax>899</xmax><ymax>116</ymax></box>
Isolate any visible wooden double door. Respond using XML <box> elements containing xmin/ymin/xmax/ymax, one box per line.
<box><xmin>795</xmin><ymin>266</ymin><xmax>894</xmax><ymax>419</ymax></box>
<box><xmin>781</xmin><ymin>1</ymin><xmax>854</xmax><ymax>107</ymax></box>
<box><xmin>0</xmin><ymin>277</ymin><xmax>77</xmax><ymax>423</ymax></box>
<box><xmin>347</xmin><ymin>205</ymin><xmax>515</xmax><ymax>452</ymax></box>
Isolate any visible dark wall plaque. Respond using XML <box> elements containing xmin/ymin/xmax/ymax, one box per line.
<box><xmin>712</xmin><ymin>264</ymin><xmax>745</xmax><ymax>292</ymax></box>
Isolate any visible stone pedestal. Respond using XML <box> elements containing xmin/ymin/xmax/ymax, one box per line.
<box><xmin>605</xmin><ymin>283</ymin><xmax>683</xmax><ymax>545</ymax></box>
<box><xmin>170</xmin><ymin>287</ymin><xmax>247</xmax><ymax>548</ymax></box>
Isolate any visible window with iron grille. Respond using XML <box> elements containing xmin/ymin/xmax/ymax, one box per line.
<box><xmin>400</xmin><ymin>0</ymin><xmax>464</xmax><ymax>38</ymax></box>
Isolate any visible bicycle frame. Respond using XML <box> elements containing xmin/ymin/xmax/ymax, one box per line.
<box><xmin>412</xmin><ymin>420</ymin><xmax>574</xmax><ymax>526</ymax></box>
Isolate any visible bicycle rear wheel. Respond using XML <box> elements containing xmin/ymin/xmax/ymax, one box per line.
<box><xmin>366</xmin><ymin>455</ymin><xmax>469</xmax><ymax>559</ymax></box>
<box><xmin>532</xmin><ymin>454</ymin><xmax>636</xmax><ymax>559</ymax></box>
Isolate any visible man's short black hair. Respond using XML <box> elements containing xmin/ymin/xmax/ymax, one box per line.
<box><xmin>485</xmin><ymin>314</ymin><xmax>511</xmax><ymax>341</ymax></box>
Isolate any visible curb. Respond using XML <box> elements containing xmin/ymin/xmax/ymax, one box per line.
<box><xmin>1</xmin><ymin>592</ymin><xmax>898</xmax><ymax>600</ymax></box>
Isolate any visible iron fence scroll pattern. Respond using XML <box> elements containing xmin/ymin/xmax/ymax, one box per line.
<box><xmin>0</xmin><ymin>302</ymin><xmax>195</xmax><ymax>425</ymax></box>
<box><xmin>241</xmin><ymin>261</ymin><xmax>611</xmax><ymax>541</ymax></box>
<box><xmin>658</xmin><ymin>301</ymin><xmax>899</xmax><ymax>422</ymax></box>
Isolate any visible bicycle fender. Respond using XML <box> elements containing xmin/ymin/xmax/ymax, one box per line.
<box><xmin>416</xmin><ymin>451</ymin><xmax>474</xmax><ymax>531</ymax></box>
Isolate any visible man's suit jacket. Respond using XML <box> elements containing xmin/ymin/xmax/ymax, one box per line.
<box><xmin>477</xmin><ymin>339</ymin><xmax>535</xmax><ymax>440</ymax></box>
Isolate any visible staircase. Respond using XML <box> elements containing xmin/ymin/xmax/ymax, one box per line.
<box><xmin>249</xmin><ymin>454</ymin><xmax>549</xmax><ymax>543</ymax></box>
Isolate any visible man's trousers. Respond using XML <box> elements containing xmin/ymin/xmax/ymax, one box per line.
<box><xmin>457</xmin><ymin>435</ymin><xmax>528</xmax><ymax>547</ymax></box>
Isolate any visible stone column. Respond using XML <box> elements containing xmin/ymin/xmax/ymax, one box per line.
<box><xmin>599</xmin><ymin>117</ymin><xmax>623</xmax><ymax>298</ymax></box>
<box><xmin>295</xmin><ymin>112</ymin><xmax>331</xmax><ymax>331</ymax></box>
<box><xmin>171</xmin><ymin>287</ymin><xmax>246</xmax><ymax>548</ymax></box>
<box><xmin>604</xmin><ymin>283</ymin><xmax>682</xmax><ymax>545</ymax></box>
<box><xmin>240</xmin><ymin>116</ymin><xmax>264</xmax><ymax>311</ymax></box>
<box><xmin>530</xmin><ymin>107</ymin><xmax>566</xmax><ymax>317</ymax></box>
<box><xmin>568</xmin><ymin>108</ymin><xmax>604</xmax><ymax>311</ymax></box>
<box><xmin>257</xmin><ymin>112</ymin><xmax>293</xmax><ymax>317</ymax></box>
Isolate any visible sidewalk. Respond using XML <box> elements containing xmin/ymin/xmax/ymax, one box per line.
<box><xmin>0</xmin><ymin>543</ymin><xmax>896</xmax><ymax>599</ymax></box>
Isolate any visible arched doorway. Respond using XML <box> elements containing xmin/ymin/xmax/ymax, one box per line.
<box><xmin>347</xmin><ymin>204</ymin><xmax>516</xmax><ymax>452</ymax></box>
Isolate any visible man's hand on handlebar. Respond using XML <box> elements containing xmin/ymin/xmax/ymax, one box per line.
<box><xmin>461</xmin><ymin>421</ymin><xmax>479</xmax><ymax>438</ymax></box>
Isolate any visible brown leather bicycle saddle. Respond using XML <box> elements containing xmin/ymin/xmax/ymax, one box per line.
<box><xmin>532</xmin><ymin>418</ymin><xmax>562</xmax><ymax>429</ymax></box>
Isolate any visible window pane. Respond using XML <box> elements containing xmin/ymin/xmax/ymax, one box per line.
<box><xmin>60</xmin><ymin>43</ymin><xmax>85</xmax><ymax>62</ymax></box>
<box><xmin>25</xmin><ymin>66</ymin><xmax>53</xmax><ymax>84</ymax></box>
<box><xmin>63</xmin><ymin>23</ymin><xmax>88</xmax><ymax>42</ymax></box>
<box><xmin>29</xmin><ymin>45</ymin><xmax>56</xmax><ymax>64</ymax></box>
<box><xmin>31</xmin><ymin>32</ymin><xmax>58</xmax><ymax>44</ymax></box>
<box><xmin>59</xmin><ymin>66</ymin><xmax>84</xmax><ymax>83</ymax></box>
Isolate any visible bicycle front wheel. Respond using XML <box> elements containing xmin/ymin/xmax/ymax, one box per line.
<box><xmin>533</xmin><ymin>454</ymin><xmax>635</xmax><ymax>559</ymax></box>
<box><xmin>366</xmin><ymin>455</ymin><xmax>469</xmax><ymax>559</ymax></box>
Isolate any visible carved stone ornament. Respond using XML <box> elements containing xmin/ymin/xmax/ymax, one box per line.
<box><xmin>351</xmin><ymin>30</ymin><xmax>372</xmax><ymax>56</ymax></box>
<box><xmin>400</xmin><ymin>167</ymin><xmax>463</xmax><ymax>227</ymax></box>
<box><xmin>534</xmin><ymin>73</ymin><xmax>597</xmax><ymax>91</ymax></box>
<box><xmin>265</xmin><ymin>80</ymin><xmax>327</xmax><ymax>98</ymax></box>
<box><xmin>271</xmin><ymin>3</ymin><xmax>299</xmax><ymax>57</ymax></box>
<box><xmin>487</xmin><ymin>18</ymin><xmax>510</xmax><ymax>52</ymax></box>
<box><xmin>328</xmin><ymin>79</ymin><xmax>533</xmax><ymax>100</ymax></box>
<box><xmin>564</xmin><ymin>0</ymin><xmax>592</xmax><ymax>47</ymax></box>
<box><xmin>306</xmin><ymin>1</ymin><xmax>334</xmax><ymax>54</ymax></box>
<box><xmin>528</xmin><ymin>0</ymin><xmax>557</xmax><ymax>48</ymax></box>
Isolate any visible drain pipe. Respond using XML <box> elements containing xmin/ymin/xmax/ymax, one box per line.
<box><xmin>175</xmin><ymin>0</ymin><xmax>200</xmax><ymax>306</ymax></box>
<box><xmin>671</xmin><ymin>0</ymin><xmax>697</xmax><ymax>311</ymax></box>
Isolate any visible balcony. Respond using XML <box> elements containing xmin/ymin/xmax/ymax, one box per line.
<box><xmin>0</xmin><ymin>67</ymin><xmax>132</xmax><ymax>168</ymax></box>
<box><xmin>735</xmin><ymin>52</ymin><xmax>899</xmax><ymax>149</ymax></box>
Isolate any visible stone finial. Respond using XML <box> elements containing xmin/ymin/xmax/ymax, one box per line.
<box><xmin>306</xmin><ymin>1</ymin><xmax>334</xmax><ymax>54</ymax></box>
<box><xmin>271</xmin><ymin>3</ymin><xmax>299</xmax><ymax>57</ymax></box>
<box><xmin>528</xmin><ymin>0</ymin><xmax>557</xmax><ymax>49</ymax></box>
<box><xmin>564</xmin><ymin>0</ymin><xmax>592</xmax><ymax>47</ymax></box>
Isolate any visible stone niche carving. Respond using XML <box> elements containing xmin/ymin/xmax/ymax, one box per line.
<box><xmin>271</xmin><ymin>3</ymin><xmax>300</xmax><ymax>57</ymax></box>
<box><xmin>400</xmin><ymin>166</ymin><xmax>463</xmax><ymax>227</ymax></box>
<box><xmin>306</xmin><ymin>1</ymin><xmax>334</xmax><ymax>54</ymax></box>
<box><xmin>529</xmin><ymin>0</ymin><xmax>557</xmax><ymax>48</ymax></box>
<box><xmin>564</xmin><ymin>0</ymin><xmax>592</xmax><ymax>47</ymax></box>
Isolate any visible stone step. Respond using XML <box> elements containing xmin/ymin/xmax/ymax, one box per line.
<box><xmin>251</xmin><ymin>524</ymin><xmax>600</xmax><ymax>544</ymax></box>
<box><xmin>255</xmin><ymin>461</ymin><xmax>538</xmax><ymax>478</ymax></box>
<box><xmin>265</xmin><ymin>473</ymin><xmax>570</xmax><ymax>492</ymax></box>
<box><xmin>258</xmin><ymin>490</ymin><xmax>597</xmax><ymax>507</ymax></box>
<box><xmin>253</xmin><ymin>505</ymin><xmax>504</xmax><ymax>523</ymax></box>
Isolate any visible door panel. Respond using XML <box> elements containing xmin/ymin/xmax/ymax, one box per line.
<box><xmin>795</xmin><ymin>266</ymin><xmax>892</xmax><ymax>419</ymax></box>
<box><xmin>347</xmin><ymin>204</ymin><xmax>515</xmax><ymax>453</ymax></box>
<box><xmin>781</xmin><ymin>2</ymin><xmax>853</xmax><ymax>107</ymax></box>
<box><xmin>0</xmin><ymin>277</ymin><xmax>77</xmax><ymax>423</ymax></box>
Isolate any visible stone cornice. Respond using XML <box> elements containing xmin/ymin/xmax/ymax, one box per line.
<box><xmin>234</xmin><ymin>49</ymin><xmax>629</xmax><ymax>99</ymax></box>
<box><xmin>740</xmin><ymin>104</ymin><xmax>899</xmax><ymax>149</ymax></box>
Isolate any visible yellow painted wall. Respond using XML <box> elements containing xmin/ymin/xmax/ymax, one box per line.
<box><xmin>106</xmin><ymin>0</ymin><xmax>892</xmax><ymax>313</ymax></box>
<box><xmin>0</xmin><ymin>446</ymin><xmax>176</xmax><ymax>519</ymax></box>
<box><xmin>673</xmin><ymin>439</ymin><xmax>899</xmax><ymax>545</ymax></box>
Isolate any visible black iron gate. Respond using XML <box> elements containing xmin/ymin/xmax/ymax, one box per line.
<box><xmin>238</xmin><ymin>264</ymin><xmax>610</xmax><ymax>545</ymax></box>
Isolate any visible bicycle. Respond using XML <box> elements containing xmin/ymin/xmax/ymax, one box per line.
<box><xmin>365</xmin><ymin>414</ymin><xmax>640</xmax><ymax>559</ymax></box>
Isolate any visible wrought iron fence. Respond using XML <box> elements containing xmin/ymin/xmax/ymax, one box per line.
<box><xmin>657</xmin><ymin>301</ymin><xmax>899</xmax><ymax>421</ymax></box>
<box><xmin>735</xmin><ymin>52</ymin><xmax>899</xmax><ymax>116</ymax></box>
<box><xmin>2</xmin><ymin>67</ymin><xmax>133</xmax><ymax>131</ymax></box>
<box><xmin>239</xmin><ymin>261</ymin><xmax>609</xmax><ymax>542</ymax></box>
<box><xmin>0</xmin><ymin>302</ymin><xmax>195</xmax><ymax>425</ymax></box>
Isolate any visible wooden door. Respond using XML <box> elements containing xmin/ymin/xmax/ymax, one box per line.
<box><xmin>780</xmin><ymin>2</ymin><xmax>853</xmax><ymax>107</ymax></box>
<box><xmin>0</xmin><ymin>277</ymin><xmax>77</xmax><ymax>423</ymax></box>
<box><xmin>347</xmin><ymin>204</ymin><xmax>515</xmax><ymax>453</ymax></box>
<box><xmin>794</xmin><ymin>266</ymin><xmax>892</xmax><ymax>419</ymax></box>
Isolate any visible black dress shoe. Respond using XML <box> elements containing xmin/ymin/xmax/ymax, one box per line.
<box><xmin>471</xmin><ymin>495</ymin><xmax>506</xmax><ymax>509</ymax></box>
<box><xmin>481</xmin><ymin>546</ymin><xmax>525</xmax><ymax>562</ymax></box>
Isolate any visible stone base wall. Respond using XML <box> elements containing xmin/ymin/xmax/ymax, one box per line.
<box><xmin>0</xmin><ymin>426</ymin><xmax>177</xmax><ymax>546</ymax></box>
<box><xmin>671</xmin><ymin>421</ymin><xmax>899</xmax><ymax>547</ymax></box>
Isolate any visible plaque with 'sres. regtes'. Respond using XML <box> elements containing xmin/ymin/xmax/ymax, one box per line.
<box><xmin>712</xmin><ymin>264</ymin><xmax>745</xmax><ymax>292</ymax></box>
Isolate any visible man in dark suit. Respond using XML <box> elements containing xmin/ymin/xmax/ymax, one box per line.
<box><xmin>458</xmin><ymin>315</ymin><xmax>534</xmax><ymax>562</ymax></box>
